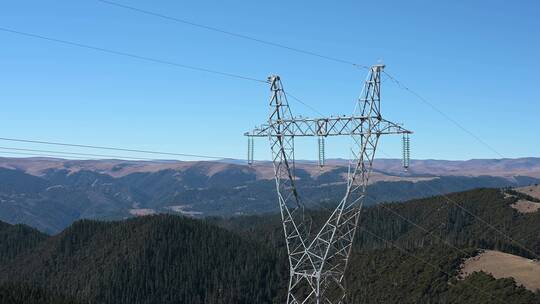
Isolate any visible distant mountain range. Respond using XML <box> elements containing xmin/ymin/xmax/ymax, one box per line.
<box><xmin>3</xmin><ymin>157</ymin><xmax>540</xmax><ymax>179</ymax></box>
<box><xmin>0</xmin><ymin>157</ymin><xmax>539</xmax><ymax>234</ymax></box>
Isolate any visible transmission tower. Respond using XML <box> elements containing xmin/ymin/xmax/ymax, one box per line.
<box><xmin>245</xmin><ymin>64</ymin><xmax>412</xmax><ymax>303</ymax></box>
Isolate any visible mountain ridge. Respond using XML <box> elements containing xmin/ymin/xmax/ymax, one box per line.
<box><xmin>2</xmin><ymin>156</ymin><xmax>540</xmax><ymax>179</ymax></box>
<box><xmin>1</xmin><ymin>156</ymin><xmax>540</xmax><ymax>234</ymax></box>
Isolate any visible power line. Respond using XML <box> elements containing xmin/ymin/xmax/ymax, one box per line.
<box><xmin>95</xmin><ymin>0</ymin><xmax>370</xmax><ymax>70</ymax></box>
<box><xmin>0</xmin><ymin>25</ymin><xmax>333</xmax><ymax>163</ymax></box>
<box><xmin>0</xmin><ymin>146</ymin><xmax>162</xmax><ymax>161</ymax></box>
<box><xmin>382</xmin><ymin>71</ymin><xmax>505</xmax><ymax>158</ymax></box>
<box><xmin>0</xmin><ymin>143</ymin><xmax>289</xmax><ymax>170</ymax></box>
<box><xmin>0</xmin><ymin>150</ymin><xmax>95</xmax><ymax>160</ymax></box>
<box><xmin>0</xmin><ymin>137</ymin><xmax>338</xmax><ymax>169</ymax></box>
<box><xmin>0</xmin><ymin>27</ymin><xmax>267</xmax><ymax>84</ymax></box>
<box><xmin>0</xmin><ymin>137</ymin><xmax>230</xmax><ymax>160</ymax></box>
<box><xmin>0</xmin><ymin>26</ymin><xmax>329</xmax><ymax>120</ymax></box>
<box><xmin>284</xmin><ymin>91</ymin><xmax>325</xmax><ymax>117</ymax></box>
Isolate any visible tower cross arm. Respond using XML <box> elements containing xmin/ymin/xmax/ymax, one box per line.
<box><xmin>245</xmin><ymin>116</ymin><xmax>412</xmax><ymax>138</ymax></box>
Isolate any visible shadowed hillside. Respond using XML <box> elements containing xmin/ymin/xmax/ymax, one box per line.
<box><xmin>0</xmin><ymin>220</ymin><xmax>47</xmax><ymax>265</ymax></box>
<box><xmin>0</xmin><ymin>215</ymin><xmax>284</xmax><ymax>304</ymax></box>
<box><xmin>0</xmin><ymin>282</ymin><xmax>84</xmax><ymax>304</ymax></box>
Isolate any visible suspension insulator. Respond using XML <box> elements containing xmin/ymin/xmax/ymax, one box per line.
<box><xmin>247</xmin><ymin>136</ymin><xmax>254</xmax><ymax>165</ymax></box>
<box><xmin>402</xmin><ymin>133</ymin><xmax>410</xmax><ymax>170</ymax></box>
<box><xmin>318</xmin><ymin>136</ymin><xmax>325</xmax><ymax>168</ymax></box>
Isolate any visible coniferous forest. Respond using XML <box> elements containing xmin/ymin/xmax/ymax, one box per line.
<box><xmin>1</xmin><ymin>188</ymin><xmax>539</xmax><ymax>303</ymax></box>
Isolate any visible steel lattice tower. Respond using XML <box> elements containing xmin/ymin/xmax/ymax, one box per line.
<box><xmin>245</xmin><ymin>64</ymin><xmax>412</xmax><ymax>303</ymax></box>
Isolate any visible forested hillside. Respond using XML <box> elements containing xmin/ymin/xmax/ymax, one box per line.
<box><xmin>217</xmin><ymin>188</ymin><xmax>540</xmax><ymax>258</ymax></box>
<box><xmin>356</xmin><ymin>188</ymin><xmax>540</xmax><ymax>258</ymax></box>
<box><xmin>0</xmin><ymin>216</ymin><xmax>283</xmax><ymax>304</ymax></box>
<box><xmin>346</xmin><ymin>247</ymin><xmax>539</xmax><ymax>304</ymax></box>
<box><xmin>1</xmin><ymin>188</ymin><xmax>539</xmax><ymax>303</ymax></box>
<box><xmin>219</xmin><ymin>188</ymin><xmax>540</xmax><ymax>303</ymax></box>
<box><xmin>0</xmin><ymin>220</ymin><xmax>47</xmax><ymax>265</ymax></box>
<box><xmin>0</xmin><ymin>282</ymin><xmax>84</xmax><ymax>304</ymax></box>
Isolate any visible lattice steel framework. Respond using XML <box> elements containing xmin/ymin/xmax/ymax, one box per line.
<box><xmin>245</xmin><ymin>65</ymin><xmax>412</xmax><ymax>303</ymax></box>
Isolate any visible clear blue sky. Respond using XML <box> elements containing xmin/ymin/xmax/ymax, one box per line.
<box><xmin>0</xmin><ymin>0</ymin><xmax>538</xmax><ymax>161</ymax></box>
